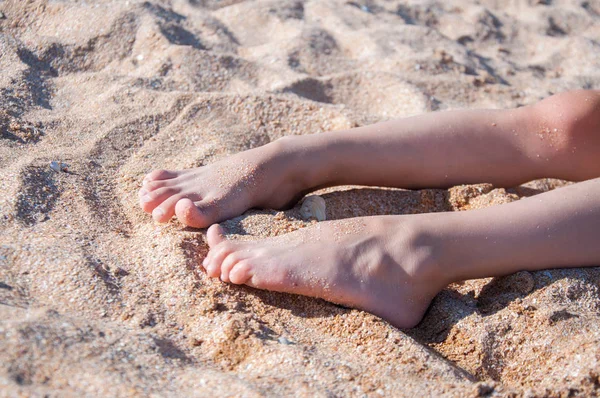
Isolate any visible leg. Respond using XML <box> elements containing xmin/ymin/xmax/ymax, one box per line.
<box><xmin>202</xmin><ymin>178</ymin><xmax>600</xmax><ymax>328</ymax></box>
<box><xmin>140</xmin><ymin>90</ymin><xmax>600</xmax><ymax>228</ymax></box>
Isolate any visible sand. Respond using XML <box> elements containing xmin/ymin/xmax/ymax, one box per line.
<box><xmin>1</xmin><ymin>0</ymin><xmax>600</xmax><ymax>396</ymax></box>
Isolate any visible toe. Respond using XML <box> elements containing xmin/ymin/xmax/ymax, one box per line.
<box><xmin>220</xmin><ymin>251</ymin><xmax>244</xmax><ymax>283</ymax></box>
<box><xmin>152</xmin><ymin>195</ymin><xmax>183</xmax><ymax>223</ymax></box>
<box><xmin>207</xmin><ymin>224</ymin><xmax>226</xmax><ymax>247</ymax></box>
<box><xmin>206</xmin><ymin>242</ymin><xmax>235</xmax><ymax>278</ymax></box>
<box><xmin>140</xmin><ymin>187</ymin><xmax>180</xmax><ymax>213</ymax></box>
<box><xmin>229</xmin><ymin>260</ymin><xmax>254</xmax><ymax>285</ymax></box>
<box><xmin>175</xmin><ymin>199</ymin><xmax>218</xmax><ymax>229</ymax></box>
<box><xmin>141</xmin><ymin>179</ymin><xmax>170</xmax><ymax>194</ymax></box>
<box><xmin>143</xmin><ymin>169</ymin><xmax>178</xmax><ymax>185</ymax></box>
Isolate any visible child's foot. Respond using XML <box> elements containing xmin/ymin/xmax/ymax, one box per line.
<box><xmin>201</xmin><ymin>216</ymin><xmax>448</xmax><ymax>328</ymax></box>
<box><xmin>138</xmin><ymin>138</ymin><xmax>313</xmax><ymax>228</ymax></box>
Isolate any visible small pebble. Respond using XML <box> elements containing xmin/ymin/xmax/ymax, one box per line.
<box><xmin>0</xmin><ymin>12</ymin><xmax>5</xmax><ymax>19</ymax></box>
<box><xmin>278</xmin><ymin>336</ymin><xmax>292</xmax><ymax>345</ymax></box>
<box><xmin>50</xmin><ymin>161</ymin><xmax>61</xmax><ymax>172</ymax></box>
<box><xmin>50</xmin><ymin>161</ymin><xmax>68</xmax><ymax>172</ymax></box>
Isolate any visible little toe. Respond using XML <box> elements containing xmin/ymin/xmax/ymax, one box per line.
<box><xmin>143</xmin><ymin>169</ymin><xmax>178</xmax><ymax>185</ymax></box>
<box><xmin>175</xmin><ymin>199</ymin><xmax>219</xmax><ymax>229</ymax></box>
<box><xmin>229</xmin><ymin>260</ymin><xmax>254</xmax><ymax>285</ymax></box>
<box><xmin>140</xmin><ymin>187</ymin><xmax>180</xmax><ymax>213</ymax></box>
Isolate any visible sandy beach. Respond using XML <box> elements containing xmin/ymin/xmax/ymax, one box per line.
<box><xmin>1</xmin><ymin>0</ymin><xmax>600</xmax><ymax>396</ymax></box>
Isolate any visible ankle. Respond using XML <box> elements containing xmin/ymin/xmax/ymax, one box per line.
<box><xmin>415</xmin><ymin>211</ymin><xmax>494</xmax><ymax>284</ymax></box>
<box><xmin>269</xmin><ymin>135</ymin><xmax>333</xmax><ymax>192</ymax></box>
<box><xmin>397</xmin><ymin>215</ymin><xmax>457</xmax><ymax>287</ymax></box>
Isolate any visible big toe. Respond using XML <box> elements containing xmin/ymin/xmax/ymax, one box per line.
<box><xmin>175</xmin><ymin>198</ymin><xmax>219</xmax><ymax>229</ymax></box>
<box><xmin>206</xmin><ymin>224</ymin><xmax>226</xmax><ymax>247</ymax></box>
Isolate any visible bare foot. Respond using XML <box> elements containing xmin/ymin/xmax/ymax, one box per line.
<box><xmin>201</xmin><ymin>216</ymin><xmax>448</xmax><ymax>328</ymax></box>
<box><xmin>138</xmin><ymin>138</ymin><xmax>312</xmax><ymax>228</ymax></box>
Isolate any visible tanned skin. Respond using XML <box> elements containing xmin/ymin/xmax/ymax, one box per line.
<box><xmin>139</xmin><ymin>90</ymin><xmax>600</xmax><ymax>328</ymax></box>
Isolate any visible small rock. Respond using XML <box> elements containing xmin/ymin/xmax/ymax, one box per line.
<box><xmin>49</xmin><ymin>161</ymin><xmax>61</xmax><ymax>172</ymax></box>
<box><xmin>50</xmin><ymin>161</ymin><xmax>68</xmax><ymax>172</ymax></box>
<box><xmin>278</xmin><ymin>336</ymin><xmax>292</xmax><ymax>345</ymax></box>
<box><xmin>510</xmin><ymin>271</ymin><xmax>535</xmax><ymax>294</ymax></box>
<box><xmin>476</xmin><ymin>382</ymin><xmax>495</xmax><ymax>397</ymax></box>
<box><xmin>0</xmin><ymin>12</ymin><xmax>5</xmax><ymax>20</ymax></box>
<box><xmin>114</xmin><ymin>267</ymin><xmax>129</xmax><ymax>277</ymax></box>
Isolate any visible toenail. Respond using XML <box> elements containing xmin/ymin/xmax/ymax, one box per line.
<box><xmin>141</xmin><ymin>195</ymin><xmax>153</xmax><ymax>203</ymax></box>
<box><xmin>153</xmin><ymin>208</ymin><xmax>165</xmax><ymax>217</ymax></box>
<box><xmin>139</xmin><ymin>189</ymin><xmax>148</xmax><ymax>196</ymax></box>
<box><xmin>142</xmin><ymin>179</ymin><xmax>149</xmax><ymax>186</ymax></box>
<box><xmin>202</xmin><ymin>257</ymin><xmax>208</xmax><ymax>268</ymax></box>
